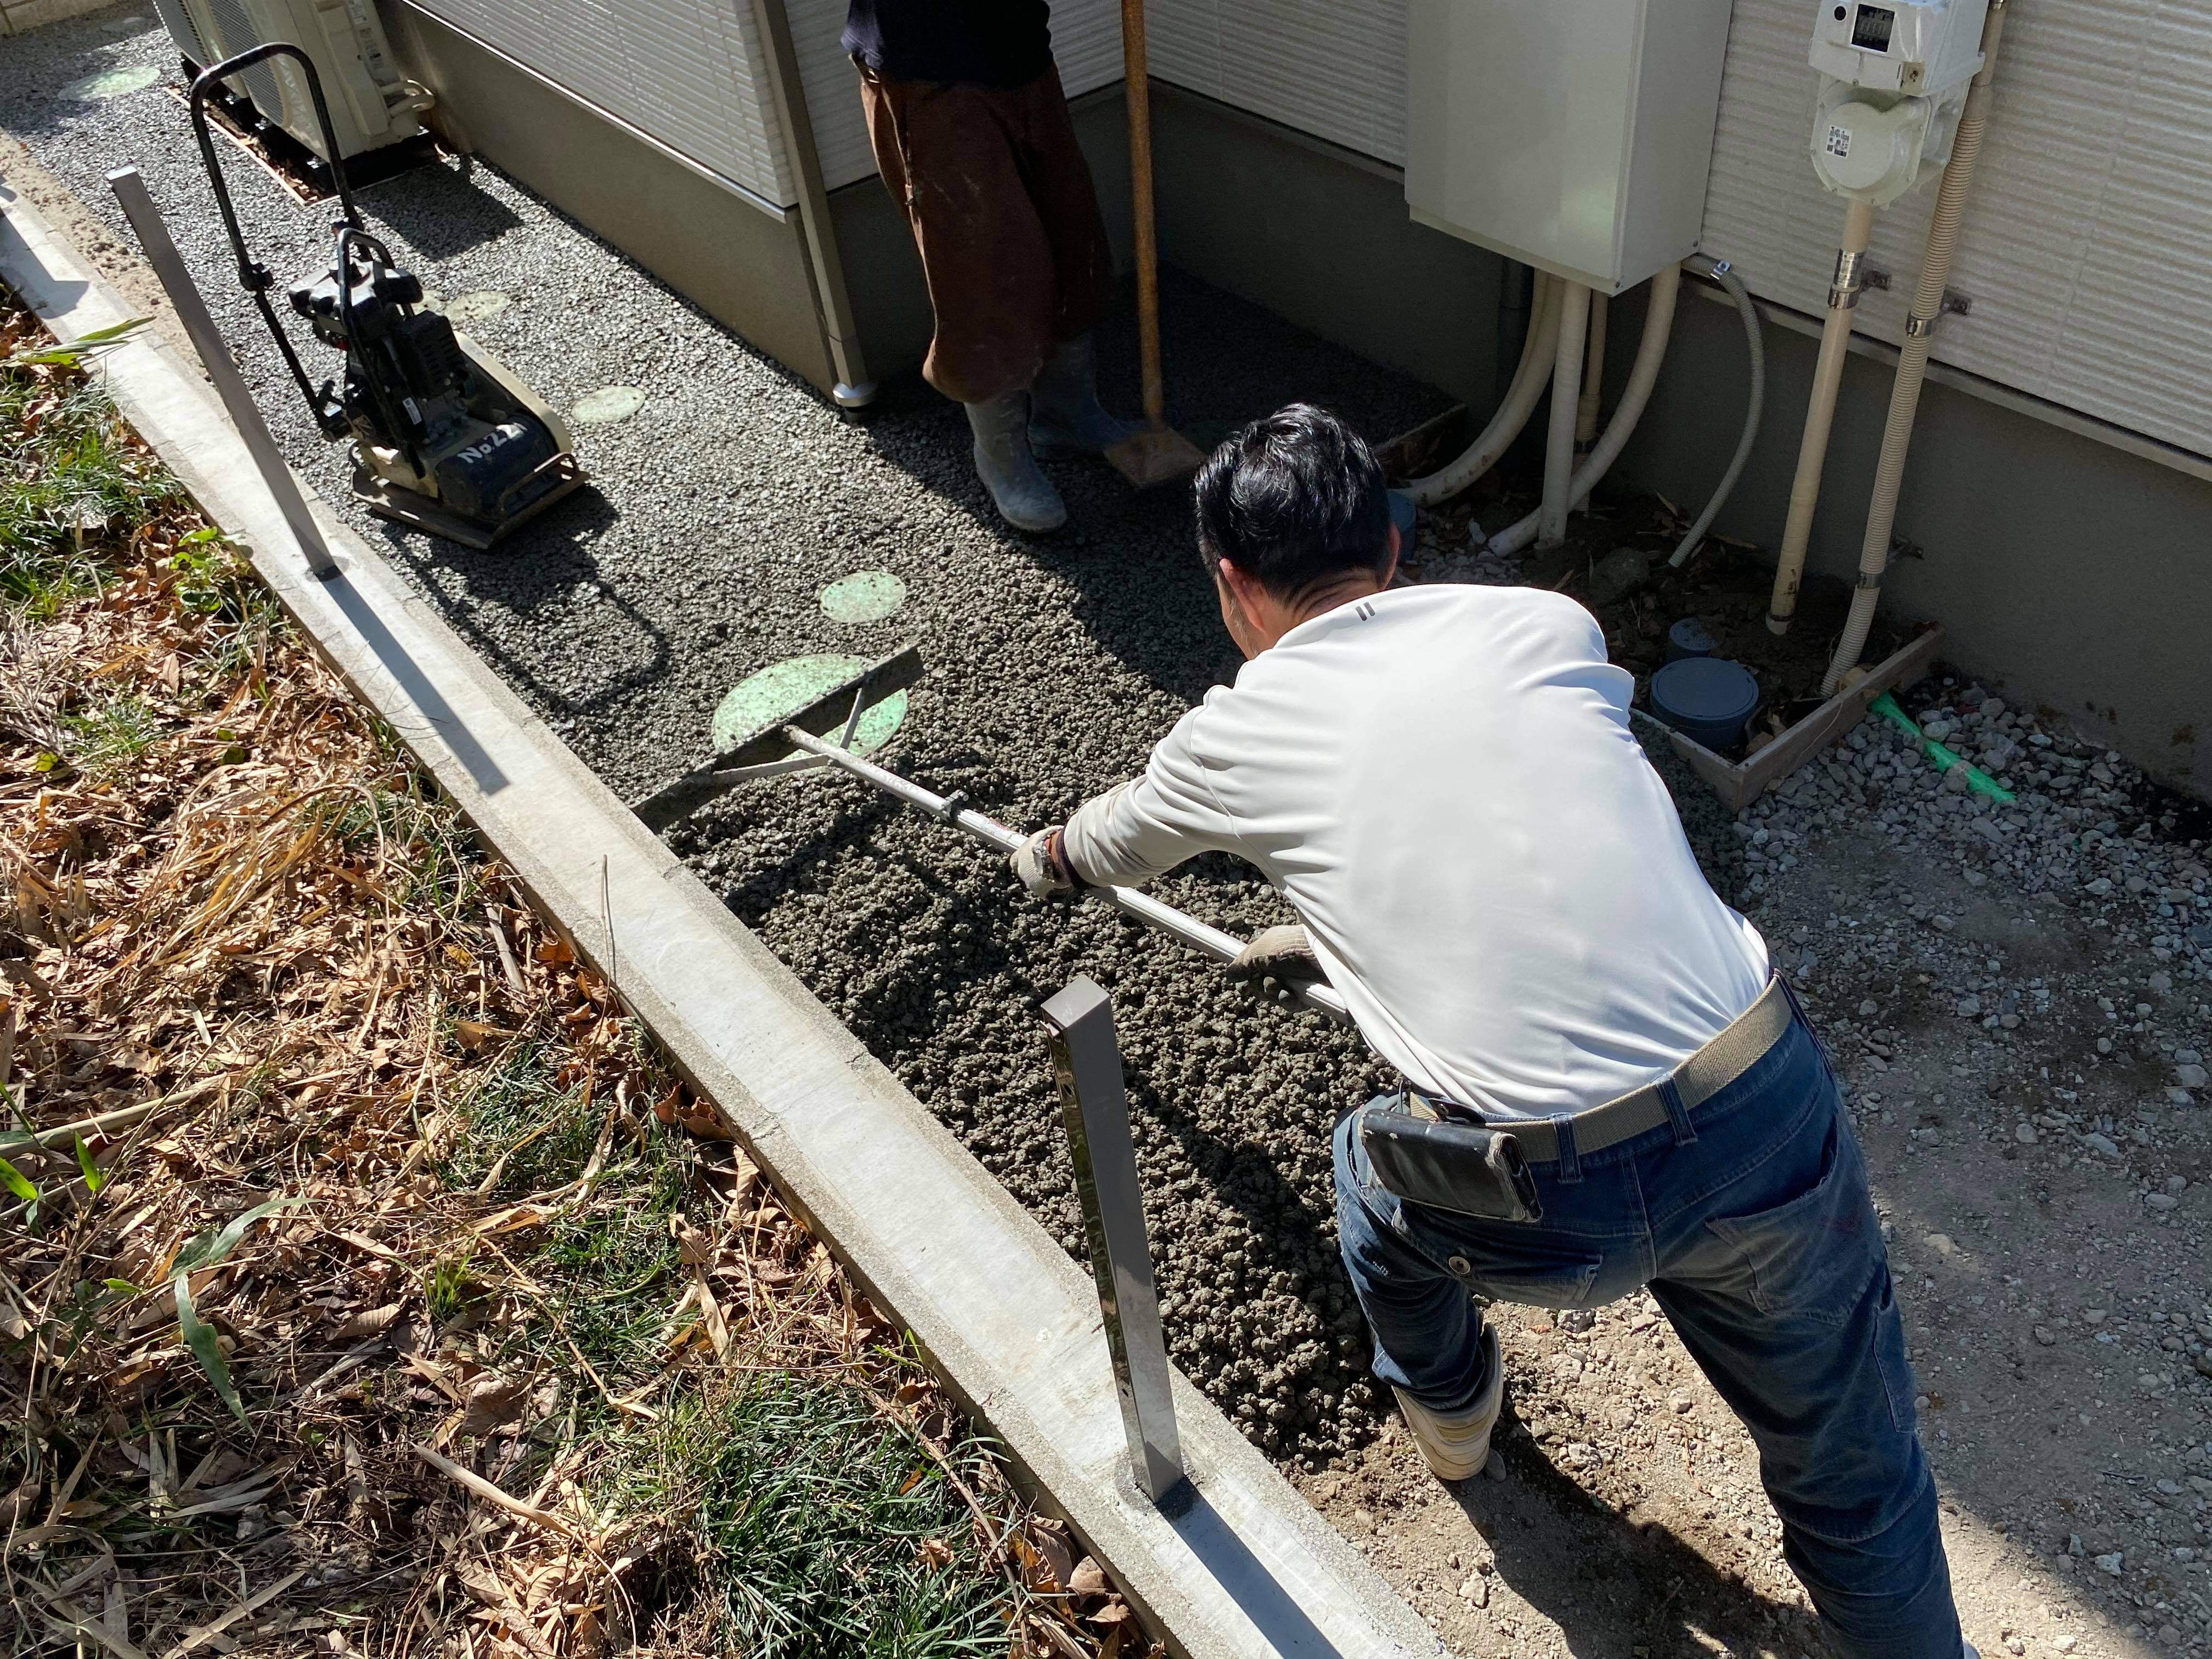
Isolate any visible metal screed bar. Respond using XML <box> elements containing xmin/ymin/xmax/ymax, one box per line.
<box><xmin>107</xmin><ymin>166</ymin><xmax>338</xmax><ymax>578</ymax></box>
<box><xmin>777</xmin><ymin>725</ymin><xmax>1352</xmax><ymax>1024</ymax></box>
<box><xmin>1041</xmin><ymin>977</ymin><xmax>1188</xmax><ymax>1507</ymax></box>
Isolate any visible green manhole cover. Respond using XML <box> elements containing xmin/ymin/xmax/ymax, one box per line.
<box><xmin>444</xmin><ymin>290</ymin><xmax>510</xmax><ymax>324</ymax></box>
<box><xmin>572</xmin><ymin>385</ymin><xmax>646</xmax><ymax>425</ymax></box>
<box><xmin>712</xmin><ymin>654</ymin><xmax>906</xmax><ymax>758</ymax></box>
<box><xmin>819</xmin><ymin>568</ymin><xmax>907</xmax><ymax>623</ymax></box>
<box><xmin>60</xmin><ymin>64</ymin><xmax>160</xmax><ymax>100</ymax></box>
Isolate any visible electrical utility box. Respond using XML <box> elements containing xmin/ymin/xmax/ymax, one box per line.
<box><xmin>1404</xmin><ymin>0</ymin><xmax>1737</xmax><ymax>294</ymax></box>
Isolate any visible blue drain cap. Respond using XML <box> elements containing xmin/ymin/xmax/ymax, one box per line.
<box><xmin>1649</xmin><ymin>657</ymin><xmax>1760</xmax><ymax>751</ymax></box>
<box><xmin>1667</xmin><ymin>616</ymin><xmax>1720</xmax><ymax>661</ymax></box>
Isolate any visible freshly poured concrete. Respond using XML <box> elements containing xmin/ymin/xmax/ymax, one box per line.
<box><xmin>0</xmin><ymin>163</ymin><xmax>1442</xmax><ymax>1659</ymax></box>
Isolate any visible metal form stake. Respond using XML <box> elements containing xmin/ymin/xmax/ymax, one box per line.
<box><xmin>1041</xmin><ymin>977</ymin><xmax>1186</xmax><ymax>1506</ymax></box>
<box><xmin>105</xmin><ymin>166</ymin><xmax>338</xmax><ymax>578</ymax></box>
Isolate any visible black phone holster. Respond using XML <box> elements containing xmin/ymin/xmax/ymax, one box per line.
<box><xmin>1359</xmin><ymin>1099</ymin><xmax>1543</xmax><ymax>1224</ymax></box>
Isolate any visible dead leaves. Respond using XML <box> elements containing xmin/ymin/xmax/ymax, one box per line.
<box><xmin>1010</xmin><ymin>1516</ymin><xmax>1154</xmax><ymax>1656</ymax></box>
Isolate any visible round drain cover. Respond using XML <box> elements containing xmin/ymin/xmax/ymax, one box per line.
<box><xmin>572</xmin><ymin>386</ymin><xmax>646</xmax><ymax>425</ymax></box>
<box><xmin>444</xmin><ymin>290</ymin><xmax>511</xmax><ymax>325</ymax></box>
<box><xmin>61</xmin><ymin>65</ymin><xmax>160</xmax><ymax>100</ymax></box>
<box><xmin>819</xmin><ymin>569</ymin><xmax>907</xmax><ymax>623</ymax></box>
<box><xmin>712</xmin><ymin>654</ymin><xmax>907</xmax><ymax>758</ymax></box>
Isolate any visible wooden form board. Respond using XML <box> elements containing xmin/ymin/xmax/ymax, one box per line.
<box><xmin>1656</xmin><ymin>627</ymin><xmax>1946</xmax><ymax>814</ymax></box>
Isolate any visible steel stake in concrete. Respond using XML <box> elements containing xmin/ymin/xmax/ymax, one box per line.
<box><xmin>105</xmin><ymin>166</ymin><xmax>337</xmax><ymax>578</ymax></box>
<box><xmin>1042</xmin><ymin>977</ymin><xmax>1187</xmax><ymax>1508</ymax></box>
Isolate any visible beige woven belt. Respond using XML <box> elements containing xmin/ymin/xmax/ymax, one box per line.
<box><xmin>1415</xmin><ymin>977</ymin><xmax>1799</xmax><ymax>1166</ymax></box>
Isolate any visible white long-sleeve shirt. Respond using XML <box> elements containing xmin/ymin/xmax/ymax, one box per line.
<box><xmin>1062</xmin><ymin>584</ymin><xmax>1769</xmax><ymax>1120</ymax></box>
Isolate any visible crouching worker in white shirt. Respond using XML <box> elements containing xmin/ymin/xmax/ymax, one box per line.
<box><xmin>1009</xmin><ymin>404</ymin><xmax>1969</xmax><ymax>1659</ymax></box>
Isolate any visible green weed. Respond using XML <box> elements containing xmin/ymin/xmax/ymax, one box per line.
<box><xmin>61</xmin><ymin>692</ymin><xmax>164</xmax><ymax>772</ymax></box>
<box><xmin>638</xmin><ymin>1376</ymin><xmax>1015</xmax><ymax>1658</ymax></box>
<box><xmin>0</xmin><ymin>373</ymin><xmax>177</xmax><ymax>617</ymax></box>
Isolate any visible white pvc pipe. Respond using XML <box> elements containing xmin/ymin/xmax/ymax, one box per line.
<box><xmin>1766</xmin><ymin>195</ymin><xmax>1878</xmax><ymax>634</ymax></box>
<box><xmin>1669</xmin><ymin>257</ymin><xmax>1765</xmax><ymax>568</ymax></box>
<box><xmin>1538</xmin><ymin>282</ymin><xmax>1591</xmax><ymax>548</ymax></box>
<box><xmin>1823</xmin><ymin>1</ymin><xmax>2010</xmax><ymax>693</ymax></box>
<box><xmin>1487</xmin><ymin>263</ymin><xmax>1683</xmax><ymax>558</ymax></box>
<box><xmin>1577</xmin><ymin>290</ymin><xmax>1610</xmax><ymax>448</ymax></box>
<box><xmin>1403</xmin><ymin>272</ymin><xmax>1561</xmax><ymax>507</ymax></box>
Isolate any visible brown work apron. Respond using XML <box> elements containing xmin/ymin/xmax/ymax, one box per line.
<box><xmin>859</xmin><ymin>62</ymin><xmax>1116</xmax><ymax>404</ymax></box>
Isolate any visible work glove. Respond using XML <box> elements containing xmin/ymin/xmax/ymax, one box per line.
<box><xmin>1226</xmin><ymin>924</ymin><xmax>1325</xmax><ymax>999</ymax></box>
<box><xmin>1011</xmin><ymin>827</ymin><xmax>1085</xmax><ymax>898</ymax></box>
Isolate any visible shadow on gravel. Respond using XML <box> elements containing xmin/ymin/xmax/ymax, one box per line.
<box><xmin>1464</xmin><ymin>1421</ymin><xmax>1823</xmax><ymax>1658</ymax></box>
<box><xmin>370</xmin><ymin>491</ymin><xmax>675</xmax><ymax>720</ymax></box>
<box><xmin>360</xmin><ymin>156</ymin><xmax>526</xmax><ymax>258</ymax></box>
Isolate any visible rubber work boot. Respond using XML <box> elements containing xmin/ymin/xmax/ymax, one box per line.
<box><xmin>965</xmin><ymin>392</ymin><xmax>1066</xmax><ymax>533</ymax></box>
<box><xmin>1028</xmin><ymin>334</ymin><xmax>1143</xmax><ymax>458</ymax></box>
<box><xmin>1393</xmin><ymin>1325</ymin><xmax>1505</xmax><ymax>1483</ymax></box>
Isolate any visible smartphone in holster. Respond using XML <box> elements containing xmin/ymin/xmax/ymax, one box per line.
<box><xmin>1361</xmin><ymin>1104</ymin><xmax>1543</xmax><ymax>1224</ymax></box>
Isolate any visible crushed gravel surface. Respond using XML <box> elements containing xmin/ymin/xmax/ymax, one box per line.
<box><xmin>7</xmin><ymin>14</ymin><xmax>2208</xmax><ymax>1658</ymax></box>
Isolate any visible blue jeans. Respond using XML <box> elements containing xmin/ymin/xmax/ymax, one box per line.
<box><xmin>1333</xmin><ymin>1014</ymin><xmax>1960</xmax><ymax>1659</ymax></box>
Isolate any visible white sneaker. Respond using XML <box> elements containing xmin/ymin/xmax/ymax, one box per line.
<box><xmin>1392</xmin><ymin>1327</ymin><xmax>1504</xmax><ymax>1483</ymax></box>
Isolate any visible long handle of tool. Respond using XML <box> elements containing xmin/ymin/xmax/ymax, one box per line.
<box><xmin>781</xmin><ymin>727</ymin><xmax>1351</xmax><ymax>1023</ymax></box>
<box><xmin>1121</xmin><ymin>0</ymin><xmax>1166</xmax><ymax>429</ymax></box>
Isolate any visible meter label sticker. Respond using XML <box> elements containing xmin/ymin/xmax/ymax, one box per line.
<box><xmin>1825</xmin><ymin>125</ymin><xmax>1853</xmax><ymax>159</ymax></box>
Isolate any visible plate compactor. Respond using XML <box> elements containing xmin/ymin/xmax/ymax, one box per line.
<box><xmin>190</xmin><ymin>44</ymin><xmax>585</xmax><ymax>550</ymax></box>
<box><xmin>630</xmin><ymin>647</ymin><xmax>1352</xmax><ymax>1023</ymax></box>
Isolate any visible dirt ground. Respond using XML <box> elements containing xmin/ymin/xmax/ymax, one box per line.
<box><xmin>1304</xmin><ymin>806</ymin><xmax>2211</xmax><ymax>1659</ymax></box>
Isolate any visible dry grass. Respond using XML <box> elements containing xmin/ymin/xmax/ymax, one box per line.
<box><xmin>0</xmin><ymin>290</ymin><xmax>1151</xmax><ymax>1656</ymax></box>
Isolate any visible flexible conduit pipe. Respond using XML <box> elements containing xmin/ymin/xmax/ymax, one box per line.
<box><xmin>1822</xmin><ymin>1</ymin><xmax>2010</xmax><ymax>694</ymax></box>
<box><xmin>1537</xmin><ymin>282</ymin><xmax>1593</xmax><ymax>547</ymax></box>
<box><xmin>1765</xmin><ymin>195</ymin><xmax>1878</xmax><ymax>634</ymax></box>
<box><xmin>1577</xmin><ymin>290</ymin><xmax>1610</xmax><ymax>447</ymax></box>
<box><xmin>1403</xmin><ymin>273</ymin><xmax>1562</xmax><ymax>507</ymax></box>
<box><xmin>1486</xmin><ymin>262</ymin><xmax>1684</xmax><ymax>558</ymax></box>
<box><xmin>1669</xmin><ymin>257</ymin><xmax>1765</xmax><ymax>568</ymax></box>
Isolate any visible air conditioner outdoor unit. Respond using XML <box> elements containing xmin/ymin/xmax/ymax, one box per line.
<box><xmin>153</xmin><ymin>0</ymin><xmax>430</xmax><ymax>162</ymax></box>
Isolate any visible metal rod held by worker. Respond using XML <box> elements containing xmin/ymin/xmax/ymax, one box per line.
<box><xmin>1042</xmin><ymin>977</ymin><xmax>1187</xmax><ymax>1508</ymax></box>
<box><xmin>777</xmin><ymin>725</ymin><xmax>1353</xmax><ymax>1024</ymax></box>
<box><xmin>106</xmin><ymin>166</ymin><xmax>338</xmax><ymax>578</ymax></box>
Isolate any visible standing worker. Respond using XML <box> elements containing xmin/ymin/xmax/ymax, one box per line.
<box><xmin>844</xmin><ymin>0</ymin><xmax>1138</xmax><ymax>533</ymax></box>
<box><xmin>1012</xmin><ymin>404</ymin><xmax>1970</xmax><ymax>1659</ymax></box>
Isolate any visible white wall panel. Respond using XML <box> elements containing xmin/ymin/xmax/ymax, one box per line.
<box><xmin>1701</xmin><ymin>0</ymin><xmax>2212</xmax><ymax>461</ymax></box>
<box><xmin>411</xmin><ymin>0</ymin><xmax>790</xmax><ymax>203</ymax></box>
<box><xmin>1147</xmin><ymin>0</ymin><xmax>1408</xmax><ymax>166</ymax></box>
<box><xmin>791</xmin><ymin>0</ymin><xmax>1127</xmax><ymax>193</ymax></box>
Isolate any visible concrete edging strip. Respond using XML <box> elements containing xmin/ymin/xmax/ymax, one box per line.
<box><xmin>0</xmin><ymin>180</ymin><xmax>1439</xmax><ymax>1659</ymax></box>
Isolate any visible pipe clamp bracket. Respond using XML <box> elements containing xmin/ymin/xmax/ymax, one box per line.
<box><xmin>1905</xmin><ymin>314</ymin><xmax>1937</xmax><ymax>338</ymax></box>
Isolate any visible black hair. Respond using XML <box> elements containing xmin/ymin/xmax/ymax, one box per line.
<box><xmin>1192</xmin><ymin>403</ymin><xmax>1392</xmax><ymax>602</ymax></box>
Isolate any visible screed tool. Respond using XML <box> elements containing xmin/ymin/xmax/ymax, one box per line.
<box><xmin>631</xmin><ymin>648</ymin><xmax>1349</xmax><ymax>1022</ymax></box>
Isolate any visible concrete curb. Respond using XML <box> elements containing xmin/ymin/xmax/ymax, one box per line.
<box><xmin>0</xmin><ymin>179</ymin><xmax>1441</xmax><ymax>1659</ymax></box>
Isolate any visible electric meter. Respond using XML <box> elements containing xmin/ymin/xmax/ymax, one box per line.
<box><xmin>1810</xmin><ymin>0</ymin><xmax>1988</xmax><ymax>97</ymax></box>
<box><xmin>1807</xmin><ymin>0</ymin><xmax>1987</xmax><ymax>202</ymax></box>
<box><xmin>1811</xmin><ymin>81</ymin><xmax>1966</xmax><ymax>205</ymax></box>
